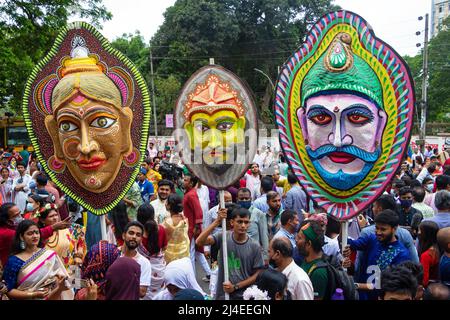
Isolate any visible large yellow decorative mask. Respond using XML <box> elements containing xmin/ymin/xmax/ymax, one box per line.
<box><xmin>175</xmin><ymin>66</ymin><xmax>257</xmax><ymax>189</ymax></box>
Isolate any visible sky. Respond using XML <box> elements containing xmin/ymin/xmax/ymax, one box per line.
<box><xmin>83</xmin><ymin>0</ymin><xmax>431</xmax><ymax>57</ymax></box>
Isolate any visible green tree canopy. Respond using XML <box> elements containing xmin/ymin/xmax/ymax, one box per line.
<box><xmin>404</xmin><ymin>16</ymin><xmax>450</xmax><ymax>125</ymax></box>
<box><xmin>0</xmin><ymin>0</ymin><xmax>111</xmax><ymax>114</ymax></box>
<box><xmin>151</xmin><ymin>0</ymin><xmax>339</xmax><ymax>123</ymax></box>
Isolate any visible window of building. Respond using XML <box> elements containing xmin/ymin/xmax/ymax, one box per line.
<box><xmin>6</xmin><ymin>127</ymin><xmax>30</xmax><ymax>147</ymax></box>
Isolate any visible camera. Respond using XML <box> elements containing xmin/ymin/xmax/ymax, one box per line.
<box><xmin>158</xmin><ymin>161</ymin><xmax>183</xmax><ymax>182</ymax></box>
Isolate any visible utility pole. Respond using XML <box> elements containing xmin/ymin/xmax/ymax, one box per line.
<box><xmin>419</xmin><ymin>13</ymin><xmax>429</xmax><ymax>152</ymax></box>
<box><xmin>149</xmin><ymin>44</ymin><xmax>158</xmax><ymax>139</ymax></box>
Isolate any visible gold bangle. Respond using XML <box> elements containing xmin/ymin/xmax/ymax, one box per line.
<box><xmin>28</xmin><ymin>291</ymin><xmax>34</xmax><ymax>299</ymax></box>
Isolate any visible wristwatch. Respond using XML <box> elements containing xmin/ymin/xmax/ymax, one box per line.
<box><xmin>233</xmin><ymin>284</ymin><xmax>239</xmax><ymax>291</ymax></box>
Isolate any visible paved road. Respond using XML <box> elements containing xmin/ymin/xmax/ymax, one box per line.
<box><xmin>195</xmin><ymin>256</ymin><xmax>212</xmax><ymax>295</ymax></box>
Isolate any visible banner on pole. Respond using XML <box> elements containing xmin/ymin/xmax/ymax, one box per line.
<box><xmin>166</xmin><ymin>114</ymin><xmax>174</xmax><ymax>128</ymax></box>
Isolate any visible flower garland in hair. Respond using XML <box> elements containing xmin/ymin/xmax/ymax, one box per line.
<box><xmin>243</xmin><ymin>285</ymin><xmax>270</xmax><ymax>300</ymax></box>
<box><xmin>36</xmin><ymin>202</ymin><xmax>59</xmax><ymax>218</ymax></box>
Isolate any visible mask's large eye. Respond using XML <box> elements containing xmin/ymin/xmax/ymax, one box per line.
<box><xmin>59</xmin><ymin>121</ymin><xmax>78</xmax><ymax>132</ymax></box>
<box><xmin>348</xmin><ymin>114</ymin><xmax>369</xmax><ymax>124</ymax></box>
<box><xmin>194</xmin><ymin>122</ymin><xmax>209</xmax><ymax>132</ymax></box>
<box><xmin>309</xmin><ymin>114</ymin><xmax>332</xmax><ymax>125</ymax></box>
<box><xmin>347</xmin><ymin>110</ymin><xmax>373</xmax><ymax>125</ymax></box>
<box><xmin>217</xmin><ymin>122</ymin><xmax>234</xmax><ymax>132</ymax></box>
<box><xmin>90</xmin><ymin>116</ymin><xmax>116</xmax><ymax>128</ymax></box>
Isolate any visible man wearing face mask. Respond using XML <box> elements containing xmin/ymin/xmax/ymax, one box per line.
<box><xmin>273</xmin><ymin>210</ymin><xmax>300</xmax><ymax>250</ymax></box>
<box><xmin>390</xmin><ymin>179</ymin><xmax>406</xmax><ymax>204</ymax></box>
<box><xmin>0</xmin><ymin>203</ymin><xmax>22</xmax><ymax>266</ymax></box>
<box><xmin>237</xmin><ymin>188</ymin><xmax>269</xmax><ymax>265</ymax></box>
<box><xmin>398</xmin><ymin>187</ymin><xmax>423</xmax><ymax>237</ymax></box>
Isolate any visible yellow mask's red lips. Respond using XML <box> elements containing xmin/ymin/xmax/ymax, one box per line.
<box><xmin>209</xmin><ymin>149</ymin><xmax>223</xmax><ymax>157</ymax></box>
<box><xmin>77</xmin><ymin>156</ymin><xmax>106</xmax><ymax>170</ymax></box>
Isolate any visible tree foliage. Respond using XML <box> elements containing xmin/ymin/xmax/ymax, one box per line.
<box><xmin>0</xmin><ymin>0</ymin><xmax>111</xmax><ymax>114</ymax></box>
<box><xmin>404</xmin><ymin>16</ymin><xmax>450</xmax><ymax>124</ymax></box>
<box><xmin>151</xmin><ymin>0</ymin><xmax>339</xmax><ymax>123</ymax></box>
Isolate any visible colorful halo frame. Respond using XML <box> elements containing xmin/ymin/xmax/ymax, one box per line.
<box><xmin>22</xmin><ymin>21</ymin><xmax>151</xmax><ymax>215</ymax></box>
<box><xmin>174</xmin><ymin>65</ymin><xmax>258</xmax><ymax>190</ymax></box>
<box><xmin>274</xmin><ymin>10</ymin><xmax>415</xmax><ymax>220</ymax></box>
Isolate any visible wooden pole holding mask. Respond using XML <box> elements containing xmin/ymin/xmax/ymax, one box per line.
<box><xmin>100</xmin><ymin>214</ymin><xmax>107</xmax><ymax>241</ymax></box>
<box><xmin>341</xmin><ymin>220</ymin><xmax>349</xmax><ymax>271</ymax></box>
<box><xmin>219</xmin><ymin>190</ymin><xmax>230</xmax><ymax>300</ymax></box>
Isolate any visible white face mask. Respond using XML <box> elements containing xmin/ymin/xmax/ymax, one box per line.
<box><xmin>425</xmin><ymin>184</ymin><xmax>434</xmax><ymax>192</ymax></box>
<box><xmin>11</xmin><ymin>215</ymin><xmax>23</xmax><ymax>226</ymax></box>
<box><xmin>26</xmin><ymin>203</ymin><xmax>35</xmax><ymax>212</ymax></box>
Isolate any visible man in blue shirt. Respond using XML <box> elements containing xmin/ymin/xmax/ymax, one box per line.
<box><xmin>355</xmin><ymin>195</ymin><xmax>419</xmax><ymax>282</ymax></box>
<box><xmin>284</xmin><ymin>173</ymin><xmax>307</xmax><ymax>224</ymax></box>
<box><xmin>437</xmin><ymin>227</ymin><xmax>450</xmax><ymax>286</ymax></box>
<box><xmin>343</xmin><ymin>209</ymin><xmax>411</xmax><ymax>300</ymax></box>
<box><xmin>425</xmin><ymin>190</ymin><xmax>450</xmax><ymax>229</ymax></box>
<box><xmin>253</xmin><ymin>176</ymin><xmax>278</xmax><ymax>214</ymax></box>
<box><xmin>137</xmin><ymin>168</ymin><xmax>154</xmax><ymax>203</ymax></box>
<box><xmin>274</xmin><ymin>209</ymin><xmax>299</xmax><ymax>250</ymax></box>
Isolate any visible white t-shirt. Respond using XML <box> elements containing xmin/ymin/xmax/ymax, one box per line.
<box><xmin>149</xmin><ymin>147</ymin><xmax>158</xmax><ymax>159</ymax></box>
<box><xmin>282</xmin><ymin>260</ymin><xmax>314</xmax><ymax>300</ymax></box>
<box><xmin>245</xmin><ymin>173</ymin><xmax>261</xmax><ymax>200</ymax></box>
<box><xmin>197</xmin><ymin>185</ymin><xmax>210</xmax><ymax>213</ymax></box>
<box><xmin>323</xmin><ymin>235</ymin><xmax>343</xmax><ymax>262</ymax></box>
<box><xmin>150</xmin><ymin>198</ymin><xmax>170</xmax><ymax>224</ymax></box>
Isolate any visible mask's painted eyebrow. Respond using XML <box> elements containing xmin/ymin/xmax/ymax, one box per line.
<box><xmin>57</xmin><ymin>106</ymin><xmax>116</xmax><ymax>121</ymax></box>
<box><xmin>343</xmin><ymin>104</ymin><xmax>375</xmax><ymax>119</ymax></box>
<box><xmin>215</xmin><ymin>116</ymin><xmax>236</xmax><ymax>123</ymax></box>
<box><xmin>192</xmin><ymin>118</ymin><xmax>209</xmax><ymax>125</ymax></box>
<box><xmin>83</xmin><ymin>106</ymin><xmax>117</xmax><ymax>119</ymax></box>
<box><xmin>56</xmin><ymin>110</ymin><xmax>79</xmax><ymax>121</ymax></box>
<box><xmin>306</xmin><ymin>105</ymin><xmax>333</xmax><ymax>116</ymax></box>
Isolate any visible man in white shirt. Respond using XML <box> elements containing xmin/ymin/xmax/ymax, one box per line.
<box><xmin>150</xmin><ymin>179</ymin><xmax>173</xmax><ymax>224</ymax></box>
<box><xmin>245</xmin><ymin>163</ymin><xmax>261</xmax><ymax>201</ymax></box>
<box><xmin>263</xmin><ymin>147</ymin><xmax>274</xmax><ymax>171</ymax></box>
<box><xmin>417</xmin><ymin>164</ymin><xmax>436</xmax><ymax>183</ymax></box>
<box><xmin>12</xmin><ymin>162</ymin><xmax>32</xmax><ymax>213</ymax></box>
<box><xmin>120</xmin><ymin>221</ymin><xmax>152</xmax><ymax>299</ymax></box>
<box><xmin>411</xmin><ymin>147</ymin><xmax>423</xmax><ymax>163</ymax></box>
<box><xmin>412</xmin><ymin>186</ymin><xmax>435</xmax><ymax>219</ymax></box>
<box><xmin>195</xmin><ymin>180</ymin><xmax>212</xmax><ymax>282</ymax></box>
<box><xmin>268</xmin><ymin>237</ymin><xmax>314</xmax><ymax>300</ymax></box>
<box><xmin>148</xmin><ymin>142</ymin><xmax>158</xmax><ymax>159</ymax></box>
<box><xmin>253</xmin><ymin>149</ymin><xmax>264</xmax><ymax>169</ymax></box>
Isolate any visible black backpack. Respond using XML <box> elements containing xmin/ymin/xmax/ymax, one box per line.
<box><xmin>308</xmin><ymin>255</ymin><xmax>359</xmax><ymax>300</ymax></box>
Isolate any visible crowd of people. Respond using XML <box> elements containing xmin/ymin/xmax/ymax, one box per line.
<box><xmin>0</xmin><ymin>143</ymin><xmax>449</xmax><ymax>300</ymax></box>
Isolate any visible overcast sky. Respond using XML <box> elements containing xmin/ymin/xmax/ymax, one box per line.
<box><xmin>83</xmin><ymin>0</ymin><xmax>431</xmax><ymax>57</ymax></box>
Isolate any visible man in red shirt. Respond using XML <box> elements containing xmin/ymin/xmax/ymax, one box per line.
<box><xmin>0</xmin><ymin>203</ymin><xmax>21</xmax><ymax>267</ymax></box>
<box><xmin>183</xmin><ymin>174</ymin><xmax>204</xmax><ymax>271</ymax></box>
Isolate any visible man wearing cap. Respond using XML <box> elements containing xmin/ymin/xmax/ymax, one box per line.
<box><xmin>296</xmin><ymin>220</ymin><xmax>328</xmax><ymax>300</ymax></box>
<box><xmin>137</xmin><ymin>167</ymin><xmax>154</xmax><ymax>203</ymax></box>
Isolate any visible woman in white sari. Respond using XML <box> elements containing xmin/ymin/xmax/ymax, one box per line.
<box><xmin>2</xmin><ymin>220</ymin><xmax>74</xmax><ymax>300</ymax></box>
<box><xmin>153</xmin><ymin>257</ymin><xmax>205</xmax><ymax>300</ymax></box>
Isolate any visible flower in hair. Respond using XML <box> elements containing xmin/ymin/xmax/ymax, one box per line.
<box><xmin>243</xmin><ymin>285</ymin><xmax>270</xmax><ymax>300</ymax></box>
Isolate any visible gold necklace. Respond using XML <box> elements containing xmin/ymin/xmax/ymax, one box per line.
<box><xmin>46</xmin><ymin>230</ymin><xmax>59</xmax><ymax>248</ymax></box>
